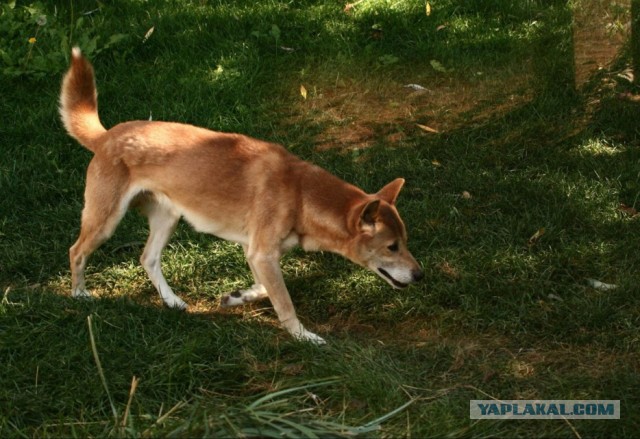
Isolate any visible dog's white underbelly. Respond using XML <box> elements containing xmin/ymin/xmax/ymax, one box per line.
<box><xmin>141</xmin><ymin>188</ymin><xmax>248</xmax><ymax>244</ymax></box>
<box><xmin>145</xmin><ymin>188</ymin><xmax>300</xmax><ymax>250</ymax></box>
<box><xmin>181</xmin><ymin>209</ymin><xmax>249</xmax><ymax>244</ymax></box>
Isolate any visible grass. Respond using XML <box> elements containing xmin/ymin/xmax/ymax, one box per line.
<box><xmin>1</xmin><ymin>0</ymin><xmax>639</xmax><ymax>437</ymax></box>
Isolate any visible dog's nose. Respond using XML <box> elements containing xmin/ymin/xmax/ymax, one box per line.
<box><xmin>412</xmin><ymin>269</ymin><xmax>424</xmax><ymax>283</ymax></box>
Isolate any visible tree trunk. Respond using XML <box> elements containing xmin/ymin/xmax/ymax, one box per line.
<box><xmin>632</xmin><ymin>0</ymin><xmax>640</xmax><ymax>84</ymax></box>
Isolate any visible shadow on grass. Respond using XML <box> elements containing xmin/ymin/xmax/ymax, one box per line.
<box><xmin>2</xmin><ymin>0</ymin><xmax>637</xmax><ymax>343</ymax></box>
<box><xmin>1</xmin><ymin>2</ymin><xmax>639</xmax><ymax>436</ymax></box>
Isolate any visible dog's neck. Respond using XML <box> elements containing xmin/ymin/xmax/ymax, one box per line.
<box><xmin>291</xmin><ymin>160</ymin><xmax>367</xmax><ymax>256</ymax></box>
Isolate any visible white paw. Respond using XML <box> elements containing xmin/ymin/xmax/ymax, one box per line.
<box><xmin>220</xmin><ymin>290</ymin><xmax>244</xmax><ymax>307</ymax></box>
<box><xmin>220</xmin><ymin>284</ymin><xmax>267</xmax><ymax>307</ymax></box>
<box><xmin>294</xmin><ymin>328</ymin><xmax>327</xmax><ymax>345</ymax></box>
<box><xmin>72</xmin><ymin>288</ymin><xmax>92</xmax><ymax>298</ymax></box>
<box><xmin>285</xmin><ymin>320</ymin><xmax>326</xmax><ymax>345</ymax></box>
<box><xmin>163</xmin><ymin>295</ymin><xmax>187</xmax><ymax>310</ymax></box>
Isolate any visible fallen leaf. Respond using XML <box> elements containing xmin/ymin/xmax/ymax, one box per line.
<box><xmin>431</xmin><ymin>159</ymin><xmax>442</xmax><ymax>167</ymax></box>
<box><xmin>300</xmin><ymin>84</ymin><xmax>307</xmax><ymax>100</ymax></box>
<box><xmin>616</xmin><ymin>68</ymin><xmax>634</xmax><ymax>83</ymax></box>
<box><xmin>510</xmin><ymin>360</ymin><xmax>535</xmax><ymax>378</ymax></box>
<box><xmin>586</xmin><ymin>278</ymin><xmax>617</xmax><ymax>291</ymax></box>
<box><xmin>143</xmin><ymin>26</ymin><xmax>155</xmax><ymax>43</ymax></box>
<box><xmin>344</xmin><ymin>0</ymin><xmax>365</xmax><ymax>13</ymax></box>
<box><xmin>404</xmin><ymin>83</ymin><xmax>428</xmax><ymax>91</ymax></box>
<box><xmin>619</xmin><ymin>203</ymin><xmax>639</xmax><ymax>217</ymax></box>
<box><xmin>426</xmin><ymin>2</ymin><xmax>431</xmax><ymax>16</ymax></box>
<box><xmin>417</xmin><ymin>123</ymin><xmax>439</xmax><ymax>133</ymax></box>
<box><xmin>527</xmin><ymin>227</ymin><xmax>545</xmax><ymax>246</ymax></box>
<box><xmin>436</xmin><ymin>24</ymin><xmax>447</xmax><ymax>31</ymax></box>
<box><xmin>547</xmin><ymin>293</ymin><xmax>563</xmax><ymax>301</ymax></box>
<box><xmin>461</xmin><ymin>191</ymin><xmax>472</xmax><ymax>199</ymax></box>
<box><xmin>437</xmin><ymin>261</ymin><xmax>459</xmax><ymax>279</ymax></box>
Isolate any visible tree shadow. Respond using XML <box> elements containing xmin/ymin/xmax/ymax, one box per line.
<box><xmin>2</xmin><ymin>1</ymin><xmax>637</xmax><ymax>335</ymax></box>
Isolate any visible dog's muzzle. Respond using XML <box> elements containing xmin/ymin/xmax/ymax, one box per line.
<box><xmin>378</xmin><ymin>267</ymin><xmax>423</xmax><ymax>289</ymax></box>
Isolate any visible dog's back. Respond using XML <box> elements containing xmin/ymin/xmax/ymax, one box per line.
<box><xmin>60</xmin><ymin>48</ymin><xmax>423</xmax><ymax>344</ymax></box>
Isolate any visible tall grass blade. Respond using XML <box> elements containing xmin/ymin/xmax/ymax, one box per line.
<box><xmin>86</xmin><ymin>314</ymin><xmax>118</xmax><ymax>424</ymax></box>
<box><xmin>248</xmin><ymin>378</ymin><xmax>340</xmax><ymax>409</ymax></box>
<box><xmin>352</xmin><ymin>398</ymin><xmax>416</xmax><ymax>434</ymax></box>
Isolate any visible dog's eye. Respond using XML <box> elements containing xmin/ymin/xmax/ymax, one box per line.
<box><xmin>387</xmin><ymin>242</ymin><xmax>399</xmax><ymax>252</ymax></box>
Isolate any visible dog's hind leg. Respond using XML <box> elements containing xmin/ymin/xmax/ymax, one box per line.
<box><xmin>220</xmin><ymin>244</ymin><xmax>269</xmax><ymax>307</ymax></box>
<box><xmin>139</xmin><ymin>197</ymin><xmax>185</xmax><ymax>309</ymax></box>
<box><xmin>69</xmin><ymin>161</ymin><xmax>129</xmax><ymax>298</ymax></box>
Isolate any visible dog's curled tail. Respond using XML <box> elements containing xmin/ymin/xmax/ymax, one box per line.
<box><xmin>59</xmin><ymin>47</ymin><xmax>106</xmax><ymax>152</ymax></box>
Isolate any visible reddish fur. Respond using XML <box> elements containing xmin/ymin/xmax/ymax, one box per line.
<box><xmin>60</xmin><ymin>48</ymin><xmax>422</xmax><ymax>342</ymax></box>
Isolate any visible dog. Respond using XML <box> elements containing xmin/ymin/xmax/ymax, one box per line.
<box><xmin>59</xmin><ymin>48</ymin><xmax>423</xmax><ymax>344</ymax></box>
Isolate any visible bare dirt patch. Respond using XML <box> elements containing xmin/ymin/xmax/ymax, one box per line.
<box><xmin>287</xmin><ymin>2</ymin><xmax>630</xmax><ymax>153</ymax></box>
<box><xmin>573</xmin><ymin>0</ymin><xmax>630</xmax><ymax>88</ymax></box>
<box><xmin>294</xmin><ymin>70</ymin><xmax>535</xmax><ymax>151</ymax></box>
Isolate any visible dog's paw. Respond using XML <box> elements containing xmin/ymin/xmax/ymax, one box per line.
<box><xmin>285</xmin><ymin>320</ymin><xmax>327</xmax><ymax>345</ymax></box>
<box><xmin>72</xmin><ymin>288</ymin><xmax>92</xmax><ymax>299</ymax></box>
<box><xmin>220</xmin><ymin>284</ymin><xmax>268</xmax><ymax>307</ymax></box>
<box><xmin>163</xmin><ymin>295</ymin><xmax>187</xmax><ymax>310</ymax></box>
<box><xmin>220</xmin><ymin>290</ymin><xmax>244</xmax><ymax>307</ymax></box>
<box><xmin>295</xmin><ymin>329</ymin><xmax>327</xmax><ymax>345</ymax></box>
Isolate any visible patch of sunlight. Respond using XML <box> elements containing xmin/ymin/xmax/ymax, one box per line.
<box><xmin>574</xmin><ymin>138</ymin><xmax>626</xmax><ymax>157</ymax></box>
<box><xmin>353</xmin><ymin>0</ymin><xmax>414</xmax><ymax>13</ymax></box>
<box><xmin>206</xmin><ymin>63</ymin><xmax>241</xmax><ymax>83</ymax></box>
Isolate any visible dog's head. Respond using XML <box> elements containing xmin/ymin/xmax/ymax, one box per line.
<box><xmin>346</xmin><ymin>178</ymin><xmax>423</xmax><ymax>288</ymax></box>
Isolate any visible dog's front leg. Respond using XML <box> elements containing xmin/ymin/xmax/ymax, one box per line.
<box><xmin>220</xmin><ymin>244</ymin><xmax>269</xmax><ymax>307</ymax></box>
<box><xmin>247</xmin><ymin>250</ymin><xmax>326</xmax><ymax>345</ymax></box>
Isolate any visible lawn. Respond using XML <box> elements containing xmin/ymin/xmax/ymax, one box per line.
<box><xmin>1</xmin><ymin>0</ymin><xmax>639</xmax><ymax>437</ymax></box>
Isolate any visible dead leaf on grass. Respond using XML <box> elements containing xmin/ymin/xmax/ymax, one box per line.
<box><xmin>143</xmin><ymin>26</ymin><xmax>155</xmax><ymax>43</ymax></box>
<box><xmin>344</xmin><ymin>0</ymin><xmax>367</xmax><ymax>13</ymax></box>
<box><xmin>404</xmin><ymin>83</ymin><xmax>429</xmax><ymax>91</ymax></box>
<box><xmin>509</xmin><ymin>360</ymin><xmax>535</xmax><ymax>378</ymax></box>
<box><xmin>527</xmin><ymin>227</ymin><xmax>545</xmax><ymax>246</ymax></box>
<box><xmin>300</xmin><ymin>84</ymin><xmax>308</xmax><ymax>100</ymax></box>
<box><xmin>619</xmin><ymin>203</ymin><xmax>639</xmax><ymax>217</ymax></box>
<box><xmin>586</xmin><ymin>278</ymin><xmax>617</xmax><ymax>291</ymax></box>
<box><xmin>417</xmin><ymin>123</ymin><xmax>439</xmax><ymax>133</ymax></box>
<box><xmin>437</xmin><ymin>261</ymin><xmax>460</xmax><ymax>279</ymax></box>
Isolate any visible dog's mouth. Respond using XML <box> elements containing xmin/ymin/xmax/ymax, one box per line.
<box><xmin>377</xmin><ymin>268</ymin><xmax>408</xmax><ymax>289</ymax></box>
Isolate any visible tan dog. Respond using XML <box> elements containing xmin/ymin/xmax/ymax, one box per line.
<box><xmin>60</xmin><ymin>48</ymin><xmax>423</xmax><ymax>344</ymax></box>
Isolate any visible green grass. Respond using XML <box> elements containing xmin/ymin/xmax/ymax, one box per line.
<box><xmin>1</xmin><ymin>0</ymin><xmax>640</xmax><ymax>437</ymax></box>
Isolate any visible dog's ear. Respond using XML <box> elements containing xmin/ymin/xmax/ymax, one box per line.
<box><xmin>376</xmin><ymin>178</ymin><xmax>405</xmax><ymax>205</ymax></box>
<box><xmin>359</xmin><ymin>199</ymin><xmax>380</xmax><ymax>232</ymax></box>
